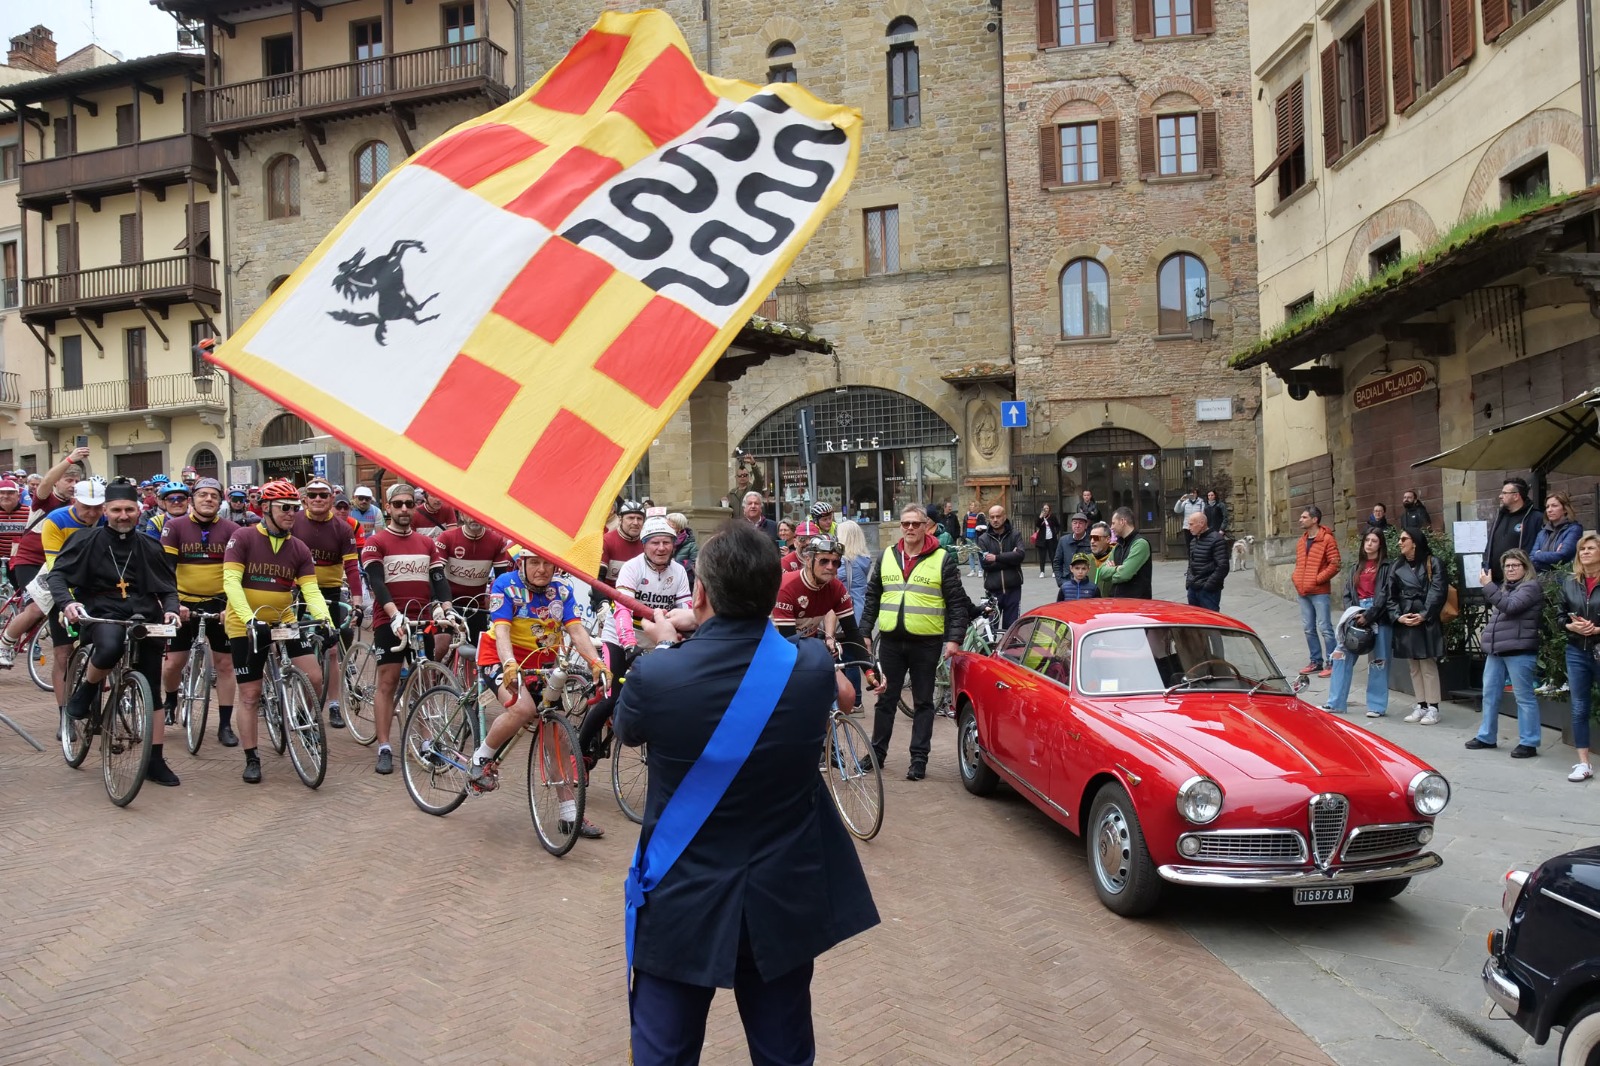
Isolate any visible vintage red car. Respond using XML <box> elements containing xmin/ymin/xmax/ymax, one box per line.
<box><xmin>952</xmin><ymin>600</ymin><xmax>1451</xmax><ymax>916</ymax></box>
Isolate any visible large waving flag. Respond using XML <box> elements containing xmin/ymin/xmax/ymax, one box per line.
<box><xmin>213</xmin><ymin>10</ymin><xmax>860</xmax><ymax>577</ymax></box>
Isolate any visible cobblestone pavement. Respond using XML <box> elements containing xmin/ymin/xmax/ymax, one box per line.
<box><xmin>0</xmin><ymin>587</ymin><xmax>1337</xmax><ymax>1065</ymax></box>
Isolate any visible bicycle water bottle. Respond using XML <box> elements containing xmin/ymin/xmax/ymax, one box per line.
<box><xmin>398</xmin><ymin>662</ymin><xmax>410</xmax><ymax>686</ymax></box>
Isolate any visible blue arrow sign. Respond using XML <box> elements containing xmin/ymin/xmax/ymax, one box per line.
<box><xmin>1001</xmin><ymin>401</ymin><xmax>1029</xmax><ymax>428</ymax></box>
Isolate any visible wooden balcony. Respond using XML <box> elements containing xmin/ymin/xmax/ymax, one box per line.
<box><xmin>29</xmin><ymin>370</ymin><xmax>226</xmax><ymax>429</ymax></box>
<box><xmin>22</xmin><ymin>255</ymin><xmax>221</xmax><ymax>326</ymax></box>
<box><xmin>18</xmin><ymin>135</ymin><xmax>217</xmax><ymax>212</ymax></box>
<box><xmin>205</xmin><ymin>40</ymin><xmax>510</xmax><ymax>136</ymax></box>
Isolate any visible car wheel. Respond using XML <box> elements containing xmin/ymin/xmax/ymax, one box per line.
<box><xmin>957</xmin><ymin>702</ymin><xmax>998</xmax><ymax>797</ymax></box>
<box><xmin>1087</xmin><ymin>783</ymin><xmax>1162</xmax><ymax>917</ymax></box>
<box><xmin>1358</xmin><ymin>878</ymin><xmax>1411</xmax><ymax>902</ymax></box>
<box><xmin>1561</xmin><ymin>997</ymin><xmax>1600</xmax><ymax>1066</ymax></box>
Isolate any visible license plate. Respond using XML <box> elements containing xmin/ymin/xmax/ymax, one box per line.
<box><xmin>144</xmin><ymin>624</ymin><xmax>176</xmax><ymax>638</ymax></box>
<box><xmin>270</xmin><ymin>626</ymin><xmax>298</xmax><ymax>641</ymax></box>
<box><xmin>1293</xmin><ymin>886</ymin><xmax>1354</xmax><ymax>906</ymax></box>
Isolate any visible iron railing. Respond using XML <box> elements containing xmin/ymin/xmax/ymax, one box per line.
<box><xmin>755</xmin><ymin>288</ymin><xmax>812</xmax><ymax>328</ymax></box>
<box><xmin>23</xmin><ymin>256</ymin><xmax>218</xmax><ymax>312</ymax></box>
<box><xmin>0</xmin><ymin>372</ymin><xmax>20</xmax><ymax>408</ymax></box>
<box><xmin>30</xmin><ymin>370</ymin><xmax>223</xmax><ymax>422</ymax></box>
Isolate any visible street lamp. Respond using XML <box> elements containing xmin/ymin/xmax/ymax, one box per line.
<box><xmin>1187</xmin><ymin>284</ymin><xmax>1215</xmax><ymax>342</ymax></box>
<box><xmin>194</xmin><ymin>370</ymin><xmax>214</xmax><ymax>397</ymax></box>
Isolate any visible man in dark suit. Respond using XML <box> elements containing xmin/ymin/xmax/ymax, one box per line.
<box><xmin>618</xmin><ymin>521</ymin><xmax>879</xmax><ymax>1065</ymax></box>
<box><xmin>739</xmin><ymin>490</ymin><xmax>781</xmax><ymax>544</ymax></box>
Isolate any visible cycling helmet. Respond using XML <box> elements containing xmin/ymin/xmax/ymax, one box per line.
<box><xmin>228</xmin><ymin>486</ymin><xmax>248</xmax><ymax>499</ymax></box>
<box><xmin>257</xmin><ymin>479</ymin><xmax>300</xmax><ymax>502</ymax></box>
<box><xmin>151</xmin><ymin>474</ymin><xmax>169</xmax><ymax>485</ymax></box>
<box><xmin>194</xmin><ymin>478</ymin><xmax>223</xmax><ymax>495</ymax></box>
<box><xmin>618</xmin><ymin>499</ymin><xmax>647</xmax><ymax>517</ymax></box>
<box><xmin>793</xmin><ymin>521</ymin><xmax>820</xmax><ymax>538</ymax></box>
<box><xmin>159</xmin><ymin>482</ymin><xmax>191</xmax><ymax>499</ymax></box>
<box><xmin>801</xmin><ymin>534</ymin><xmax>841</xmax><ymax>556</ymax></box>
<box><xmin>809</xmin><ymin>501</ymin><xmax>834</xmax><ymax>519</ymax></box>
<box><xmin>75</xmin><ymin>476</ymin><xmax>108</xmax><ymax>506</ymax></box>
<box><xmin>640</xmin><ymin>515</ymin><xmax>675</xmax><ymax>542</ymax></box>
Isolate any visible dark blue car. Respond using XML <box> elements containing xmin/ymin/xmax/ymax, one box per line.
<box><xmin>1485</xmin><ymin>845</ymin><xmax>1600</xmax><ymax>1064</ymax></box>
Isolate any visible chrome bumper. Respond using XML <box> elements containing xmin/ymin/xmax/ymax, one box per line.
<box><xmin>1482</xmin><ymin>955</ymin><xmax>1521</xmax><ymax>1016</ymax></box>
<box><xmin>1156</xmin><ymin>850</ymin><xmax>1442</xmax><ymax>888</ymax></box>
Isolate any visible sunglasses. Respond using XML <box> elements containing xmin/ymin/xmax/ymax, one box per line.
<box><xmin>390</xmin><ymin>499</ymin><xmax>416</xmax><ymax>508</ymax></box>
<box><xmin>303</xmin><ymin>491</ymin><xmax>330</xmax><ymax>499</ymax></box>
<box><xmin>813</xmin><ymin>557</ymin><xmax>841</xmax><ymax>568</ymax></box>
<box><xmin>274</xmin><ymin>503</ymin><xmax>301</xmax><ymax>513</ymax></box>
<box><xmin>900</xmin><ymin>521</ymin><xmax>925</xmax><ymax>528</ymax></box>
<box><xmin>335</xmin><ymin>502</ymin><xmax>350</xmax><ymax>509</ymax></box>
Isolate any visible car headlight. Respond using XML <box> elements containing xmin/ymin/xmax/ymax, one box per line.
<box><xmin>1408</xmin><ymin>771</ymin><xmax>1450</xmax><ymax>816</ymax></box>
<box><xmin>1176</xmin><ymin>776</ymin><xmax>1224</xmax><ymax>824</ymax></box>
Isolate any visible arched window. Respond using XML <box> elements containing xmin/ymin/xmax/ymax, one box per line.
<box><xmin>353</xmin><ymin>140</ymin><xmax>390</xmax><ymax>202</ymax></box>
<box><xmin>1157</xmin><ymin>253</ymin><xmax>1207</xmax><ymax>335</ymax></box>
<box><xmin>886</xmin><ymin>19</ymin><xmax>920</xmax><ymax>130</ymax></box>
<box><xmin>191</xmin><ymin>447</ymin><xmax>220</xmax><ymax>480</ymax></box>
<box><xmin>767</xmin><ymin>40</ymin><xmax>797</xmax><ymax>83</ymax></box>
<box><xmin>266</xmin><ymin>155</ymin><xmax>299</xmax><ymax>219</ymax></box>
<box><xmin>1060</xmin><ymin>258</ymin><xmax>1110</xmax><ymax>338</ymax></box>
<box><xmin>267</xmin><ymin>274</ymin><xmax>290</xmax><ymax>295</ymax></box>
<box><xmin>262</xmin><ymin>412</ymin><xmax>314</xmax><ymax>448</ymax></box>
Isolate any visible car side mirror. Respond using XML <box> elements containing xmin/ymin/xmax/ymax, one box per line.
<box><xmin>1291</xmin><ymin>675</ymin><xmax>1309</xmax><ymax>695</ymax></box>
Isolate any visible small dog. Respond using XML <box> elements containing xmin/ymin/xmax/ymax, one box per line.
<box><xmin>1230</xmin><ymin>535</ymin><xmax>1256</xmax><ymax>572</ymax></box>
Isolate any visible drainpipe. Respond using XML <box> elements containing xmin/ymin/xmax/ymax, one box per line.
<box><xmin>992</xmin><ymin>2</ymin><xmax>1017</xmax><ymax>487</ymax></box>
<box><xmin>1580</xmin><ymin>0</ymin><xmax>1598</xmax><ymax>185</ymax></box>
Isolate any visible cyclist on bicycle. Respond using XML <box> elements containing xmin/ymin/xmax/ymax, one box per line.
<box><xmin>579</xmin><ymin>512</ymin><xmax>695</xmax><ymax>765</ymax></box>
<box><xmin>49</xmin><ymin>480</ymin><xmax>182</xmax><ymax>786</ymax></box>
<box><xmin>0</xmin><ymin>478</ymin><xmax>28</xmax><ymax>585</ymax></box>
<box><xmin>0</xmin><ymin>446</ymin><xmax>91</xmax><ymax>671</ymax></box>
<box><xmin>436</xmin><ymin>512</ymin><xmax>513</xmax><ymax>650</ymax></box>
<box><xmin>139</xmin><ymin>482</ymin><xmax>191</xmax><ymax>541</ymax></box>
<box><xmin>471</xmin><ymin>546</ymin><xmax>609</xmax><ymax>837</ymax></box>
<box><xmin>779</xmin><ymin>521</ymin><xmax>820</xmax><ymax>573</ymax></box>
<box><xmin>771</xmin><ymin>535</ymin><xmax>874</xmax><ymax>672</ymax></box>
<box><xmin>291</xmin><ymin>477</ymin><xmax>363</xmax><ymax>729</ymax></box>
<box><xmin>360</xmin><ymin>483</ymin><xmax>452</xmax><ymax>775</ymax></box>
<box><xmin>602</xmin><ymin>499</ymin><xmax>648</xmax><ymax>585</ymax></box>
<box><xmin>222</xmin><ymin>479</ymin><xmax>332</xmax><ymax>785</ymax></box>
<box><xmin>160</xmin><ymin>477</ymin><xmax>241</xmax><ymax>745</ymax></box>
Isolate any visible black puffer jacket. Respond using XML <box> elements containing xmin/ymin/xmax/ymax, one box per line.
<box><xmin>1384</xmin><ymin>555</ymin><xmax>1448</xmax><ymax>660</ymax></box>
<box><xmin>976</xmin><ymin>520</ymin><xmax>1026</xmax><ymax>595</ymax></box>
<box><xmin>1557</xmin><ymin>573</ymin><xmax>1600</xmax><ymax>653</ymax></box>
<box><xmin>1184</xmin><ymin>529</ymin><xmax>1228</xmax><ymax>593</ymax></box>
<box><xmin>1479</xmin><ymin>578</ymin><xmax>1542</xmax><ymax>656</ymax></box>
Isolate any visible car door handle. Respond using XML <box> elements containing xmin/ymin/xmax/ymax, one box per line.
<box><xmin>995</xmin><ymin>681</ymin><xmax>1010</xmax><ymax>690</ymax></box>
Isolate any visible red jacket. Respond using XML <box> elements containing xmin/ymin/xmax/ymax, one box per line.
<box><xmin>1292</xmin><ymin>525</ymin><xmax>1342</xmax><ymax>596</ymax></box>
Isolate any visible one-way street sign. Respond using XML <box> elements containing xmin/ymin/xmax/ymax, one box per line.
<box><xmin>1001</xmin><ymin>401</ymin><xmax>1029</xmax><ymax>428</ymax></box>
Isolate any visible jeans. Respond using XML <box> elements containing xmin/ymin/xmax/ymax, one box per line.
<box><xmin>1568</xmin><ymin>645</ymin><xmax>1596</xmax><ymax>751</ymax></box>
<box><xmin>872</xmin><ymin>635</ymin><xmax>942</xmax><ymax>765</ymax></box>
<box><xmin>996</xmin><ymin>586</ymin><xmax>1021</xmax><ymax>629</ymax></box>
<box><xmin>965</xmin><ymin>540</ymin><xmax>980</xmax><ymax>576</ymax></box>
<box><xmin>1477</xmin><ymin>652</ymin><xmax>1540</xmax><ymax>749</ymax></box>
<box><xmin>1325</xmin><ymin>601</ymin><xmax>1390</xmax><ymax>713</ymax></box>
<box><xmin>1186</xmin><ymin>587</ymin><xmax>1221</xmax><ymax>612</ymax></box>
<box><xmin>1298</xmin><ymin>593</ymin><xmax>1334</xmax><ymax>667</ymax></box>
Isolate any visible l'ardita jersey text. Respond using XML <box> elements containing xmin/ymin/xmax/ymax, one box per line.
<box><xmin>360</xmin><ymin>527</ymin><xmax>443</xmax><ymax>622</ymax></box>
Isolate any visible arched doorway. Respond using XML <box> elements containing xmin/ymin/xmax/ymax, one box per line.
<box><xmin>1057</xmin><ymin>428</ymin><xmax>1165</xmax><ymax>553</ymax></box>
<box><xmin>739</xmin><ymin>387</ymin><xmax>959</xmax><ymax>525</ymax></box>
<box><xmin>190</xmin><ymin>446</ymin><xmax>220</xmax><ymax>481</ymax></box>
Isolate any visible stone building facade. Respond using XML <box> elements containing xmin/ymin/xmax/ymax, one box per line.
<box><xmin>1002</xmin><ymin>0</ymin><xmax>1261</xmax><ymax>557</ymax></box>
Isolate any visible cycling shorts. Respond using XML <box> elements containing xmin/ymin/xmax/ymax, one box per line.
<box><xmin>171</xmin><ymin>597</ymin><xmax>229</xmax><ymax>654</ymax></box>
<box><xmin>230</xmin><ymin>628</ymin><xmax>310</xmax><ymax>684</ymax></box>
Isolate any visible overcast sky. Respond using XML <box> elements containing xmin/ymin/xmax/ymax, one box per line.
<box><xmin>14</xmin><ymin>0</ymin><xmax>181</xmax><ymax>64</ymax></box>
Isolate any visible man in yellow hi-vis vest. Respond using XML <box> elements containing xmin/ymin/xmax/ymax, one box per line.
<box><xmin>859</xmin><ymin>504</ymin><xmax>968</xmax><ymax>781</ymax></box>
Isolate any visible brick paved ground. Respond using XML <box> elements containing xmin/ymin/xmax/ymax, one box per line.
<box><xmin>0</xmin><ymin>621</ymin><xmax>1335</xmax><ymax>1064</ymax></box>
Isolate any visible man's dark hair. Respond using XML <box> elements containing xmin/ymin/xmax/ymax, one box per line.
<box><xmin>1503</xmin><ymin>477</ymin><xmax>1531</xmax><ymax>505</ymax></box>
<box><xmin>697</xmin><ymin>521</ymin><xmax>781</xmax><ymax>619</ymax></box>
<box><xmin>1302</xmin><ymin>505</ymin><xmax>1322</xmax><ymax>522</ymax></box>
<box><xmin>1112</xmin><ymin>506</ymin><xmax>1135</xmax><ymax>526</ymax></box>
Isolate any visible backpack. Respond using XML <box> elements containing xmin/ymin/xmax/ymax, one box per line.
<box><xmin>1427</xmin><ymin>558</ymin><xmax>1460</xmax><ymax>625</ymax></box>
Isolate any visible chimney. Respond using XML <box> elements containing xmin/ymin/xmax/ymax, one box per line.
<box><xmin>8</xmin><ymin>25</ymin><xmax>58</xmax><ymax>73</ymax></box>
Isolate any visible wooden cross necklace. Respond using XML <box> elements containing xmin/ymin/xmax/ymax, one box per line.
<box><xmin>109</xmin><ymin>539</ymin><xmax>134</xmax><ymax>599</ymax></box>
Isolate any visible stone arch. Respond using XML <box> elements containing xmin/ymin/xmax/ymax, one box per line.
<box><xmin>729</xmin><ymin>362</ymin><xmax>962</xmax><ymax>447</ymax></box>
<box><xmin>252</xmin><ymin>410</ymin><xmax>317</xmax><ymax>451</ymax></box>
<box><xmin>1046</xmin><ymin>240</ymin><xmax>1123</xmax><ymax>338</ymax></box>
<box><xmin>867</xmin><ymin>0</ymin><xmax>931</xmax><ymax>39</ymax></box>
<box><xmin>1337</xmin><ymin>199</ymin><xmax>1440</xmax><ymax>287</ymax></box>
<box><xmin>1039</xmin><ymin>85</ymin><xmax>1117</xmax><ymax>121</ymax></box>
<box><xmin>1460</xmin><ymin>108</ymin><xmax>1585</xmax><ymax>214</ymax></box>
<box><xmin>185</xmin><ymin>443</ymin><xmax>222</xmax><ymax>480</ymax></box>
<box><xmin>761</xmin><ymin>15</ymin><xmax>808</xmax><ymax>52</ymax></box>
<box><xmin>1137</xmin><ymin>74</ymin><xmax>1216</xmax><ymax>112</ymax></box>
<box><xmin>1042</xmin><ymin>401</ymin><xmax>1182</xmax><ymax>455</ymax></box>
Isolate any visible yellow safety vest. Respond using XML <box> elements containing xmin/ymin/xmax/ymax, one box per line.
<box><xmin>877</xmin><ymin>545</ymin><xmax>947</xmax><ymax>636</ymax></box>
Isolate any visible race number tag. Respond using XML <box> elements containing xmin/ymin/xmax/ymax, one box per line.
<box><xmin>271</xmin><ymin>626</ymin><xmax>298</xmax><ymax>642</ymax></box>
<box><xmin>144</xmin><ymin>624</ymin><xmax>177</xmax><ymax>638</ymax></box>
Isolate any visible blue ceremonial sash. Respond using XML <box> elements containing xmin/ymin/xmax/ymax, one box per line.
<box><xmin>624</xmin><ymin>623</ymin><xmax>798</xmax><ymax>985</ymax></box>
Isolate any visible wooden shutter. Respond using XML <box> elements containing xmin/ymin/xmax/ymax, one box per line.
<box><xmin>1037</xmin><ymin>0</ymin><xmax>1058</xmax><ymax>49</ymax></box>
<box><xmin>120</xmin><ymin>214</ymin><xmax>141</xmax><ymax>265</ymax></box>
<box><xmin>1289</xmin><ymin>80</ymin><xmax>1306</xmax><ymax>152</ymax></box>
<box><xmin>1099</xmin><ymin>118</ymin><xmax>1120</xmax><ymax>181</ymax></box>
<box><xmin>1391</xmin><ymin>0</ymin><xmax>1416</xmax><ymax>112</ymax></box>
<box><xmin>1483</xmin><ymin>0</ymin><xmax>1512</xmax><ymax>42</ymax></box>
<box><xmin>1138</xmin><ymin>115</ymin><xmax>1157</xmax><ymax>177</ymax></box>
<box><xmin>1448</xmin><ymin>0</ymin><xmax>1476</xmax><ymax>70</ymax></box>
<box><xmin>56</xmin><ymin>223</ymin><xmax>78</xmax><ymax>273</ymax></box>
<box><xmin>1096</xmin><ymin>0</ymin><xmax>1115</xmax><ymax>41</ymax></box>
<box><xmin>1199</xmin><ymin>110</ymin><xmax>1220</xmax><ymax>174</ymax></box>
<box><xmin>1275</xmin><ymin>90</ymin><xmax>1295</xmax><ymax>155</ymax></box>
<box><xmin>1194</xmin><ymin>0</ymin><xmax>1215</xmax><ymax>33</ymax></box>
<box><xmin>1133</xmin><ymin>0</ymin><xmax>1152</xmax><ymax>39</ymax></box>
<box><xmin>115</xmin><ymin>104</ymin><xmax>136</xmax><ymax>145</ymax></box>
<box><xmin>53</xmin><ymin>118</ymin><xmax>69</xmax><ymax>157</ymax></box>
<box><xmin>1321</xmin><ymin>41</ymin><xmax>1343</xmax><ymax>166</ymax></box>
<box><xmin>1040</xmin><ymin>126</ymin><xmax>1060</xmax><ymax>186</ymax></box>
<box><xmin>1364</xmin><ymin>2</ymin><xmax>1388</xmax><ymax>134</ymax></box>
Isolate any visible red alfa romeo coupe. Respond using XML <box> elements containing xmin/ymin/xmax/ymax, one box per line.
<box><xmin>952</xmin><ymin>601</ymin><xmax>1450</xmax><ymax>916</ymax></box>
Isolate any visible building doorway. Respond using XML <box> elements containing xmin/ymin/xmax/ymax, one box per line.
<box><xmin>1057</xmin><ymin>428</ymin><xmax>1164</xmax><ymax>554</ymax></box>
<box><xmin>115</xmin><ymin>450</ymin><xmax>164</xmax><ymax>483</ymax></box>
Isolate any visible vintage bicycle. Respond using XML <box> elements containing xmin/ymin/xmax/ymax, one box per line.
<box><xmin>899</xmin><ymin>593</ymin><xmax>1000</xmax><ymax>720</ymax></box>
<box><xmin>341</xmin><ymin>603</ymin><xmax>465</xmax><ymax>745</ymax></box>
<box><xmin>828</xmin><ymin>657</ymin><xmax>884</xmax><ymax>841</ymax></box>
<box><xmin>249</xmin><ymin>609</ymin><xmax>333</xmax><ymax>790</ymax></box>
<box><xmin>174</xmin><ymin>608</ymin><xmax>223</xmax><ymax>755</ymax></box>
<box><xmin>59</xmin><ymin>614</ymin><xmax>173</xmax><ymax>808</ymax></box>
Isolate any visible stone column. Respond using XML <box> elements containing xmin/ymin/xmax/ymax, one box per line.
<box><xmin>687</xmin><ymin>379</ymin><xmax>733</xmax><ymax>537</ymax></box>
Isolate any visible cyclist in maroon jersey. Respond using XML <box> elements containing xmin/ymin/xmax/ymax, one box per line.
<box><xmin>0</xmin><ymin>480</ymin><xmax>29</xmax><ymax>584</ymax></box>
<box><xmin>292</xmin><ymin>478</ymin><xmax>363</xmax><ymax>729</ymax></box>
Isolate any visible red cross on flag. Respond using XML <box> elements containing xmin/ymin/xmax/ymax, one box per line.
<box><xmin>211</xmin><ymin>9</ymin><xmax>860</xmax><ymax>577</ymax></box>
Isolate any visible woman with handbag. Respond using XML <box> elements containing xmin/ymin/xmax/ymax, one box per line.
<box><xmin>1033</xmin><ymin>504</ymin><xmax>1060</xmax><ymax>578</ymax></box>
<box><xmin>1557</xmin><ymin>532</ymin><xmax>1600</xmax><ymax>782</ymax></box>
<box><xmin>1386</xmin><ymin>528</ymin><xmax>1448</xmax><ymax>725</ymax></box>
<box><xmin>1322</xmin><ymin>529</ymin><xmax>1392</xmax><ymax>716</ymax></box>
<box><xmin>1467</xmin><ymin>549</ymin><xmax>1544</xmax><ymax>757</ymax></box>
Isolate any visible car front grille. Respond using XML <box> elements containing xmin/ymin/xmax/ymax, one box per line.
<box><xmin>1341</xmin><ymin>823</ymin><xmax>1430</xmax><ymax>863</ymax></box>
<box><xmin>1308</xmin><ymin>794</ymin><xmax>1349</xmax><ymax>868</ymax></box>
<box><xmin>1179</xmin><ymin>830</ymin><xmax>1307</xmax><ymax>865</ymax></box>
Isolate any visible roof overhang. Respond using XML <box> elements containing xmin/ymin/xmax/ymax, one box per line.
<box><xmin>0</xmin><ymin>54</ymin><xmax>203</xmax><ymax>106</ymax></box>
<box><xmin>1413</xmin><ymin>387</ymin><xmax>1600</xmax><ymax>477</ymax></box>
<box><xmin>940</xmin><ymin>363</ymin><xmax>1016</xmax><ymax>390</ymax></box>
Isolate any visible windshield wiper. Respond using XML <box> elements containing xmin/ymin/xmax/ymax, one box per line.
<box><xmin>1246</xmin><ymin>674</ymin><xmax>1287</xmax><ymax>696</ymax></box>
<box><xmin>1163</xmin><ymin>678</ymin><xmax>1204</xmax><ymax>697</ymax></box>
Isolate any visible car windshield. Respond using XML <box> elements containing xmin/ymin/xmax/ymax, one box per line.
<box><xmin>1076</xmin><ymin>625</ymin><xmax>1292</xmax><ymax>697</ymax></box>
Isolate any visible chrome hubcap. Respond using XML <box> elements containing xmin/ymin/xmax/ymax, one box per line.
<box><xmin>1094</xmin><ymin>807</ymin><xmax>1131</xmax><ymax>893</ymax></box>
<box><xmin>959</xmin><ymin>716</ymin><xmax>979</xmax><ymax>777</ymax></box>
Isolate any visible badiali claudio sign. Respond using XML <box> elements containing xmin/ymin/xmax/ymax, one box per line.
<box><xmin>1352</xmin><ymin>363</ymin><xmax>1434</xmax><ymax>410</ymax></box>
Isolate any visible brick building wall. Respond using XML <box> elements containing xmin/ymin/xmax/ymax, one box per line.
<box><xmin>1003</xmin><ymin>0</ymin><xmax>1261</xmax><ymax>546</ymax></box>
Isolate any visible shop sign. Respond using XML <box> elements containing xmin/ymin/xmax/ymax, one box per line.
<box><xmin>1060</xmin><ymin>455</ymin><xmax>1078</xmax><ymax>473</ymax></box>
<box><xmin>1352</xmin><ymin>363</ymin><xmax>1434</xmax><ymax>410</ymax></box>
<box><xmin>1195</xmin><ymin>398</ymin><xmax>1232</xmax><ymax>422</ymax></box>
<box><xmin>1139</xmin><ymin>454</ymin><xmax>1157</xmax><ymax>471</ymax></box>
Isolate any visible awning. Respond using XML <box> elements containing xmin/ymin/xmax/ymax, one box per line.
<box><xmin>1413</xmin><ymin>387</ymin><xmax>1600</xmax><ymax>476</ymax></box>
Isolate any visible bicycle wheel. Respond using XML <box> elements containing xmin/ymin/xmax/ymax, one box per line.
<box><xmin>60</xmin><ymin>647</ymin><xmax>93</xmax><ymax>768</ymax></box>
<box><xmin>27</xmin><ymin>625</ymin><xmax>52</xmax><ymax>692</ymax></box>
<box><xmin>610</xmin><ymin>734</ymin><xmax>647</xmax><ymax>824</ymax></box>
<box><xmin>401</xmin><ymin>684</ymin><xmax>478</xmax><ymax>816</ymax></box>
<box><xmin>406</xmin><ymin>659</ymin><xmax>458</xmax><ymax>712</ymax></box>
<box><xmin>262</xmin><ymin>658</ymin><xmax>288</xmax><ymax>755</ymax></box>
<box><xmin>181</xmin><ymin>642</ymin><xmax>212</xmax><ymax>756</ymax></box>
<box><xmin>821</xmin><ymin>713</ymin><xmax>883</xmax><ymax>840</ymax></box>
<box><xmin>932</xmin><ymin>657</ymin><xmax>953</xmax><ymax>718</ymax></box>
<box><xmin>342</xmin><ymin>641</ymin><xmax>379</xmax><ymax>745</ymax></box>
<box><xmin>283</xmin><ymin>667</ymin><xmax>327</xmax><ymax>790</ymax></box>
<box><xmin>527</xmin><ymin>712</ymin><xmax>585</xmax><ymax>857</ymax></box>
<box><xmin>103</xmin><ymin>672</ymin><xmax>154</xmax><ymax>808</ymax></box>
